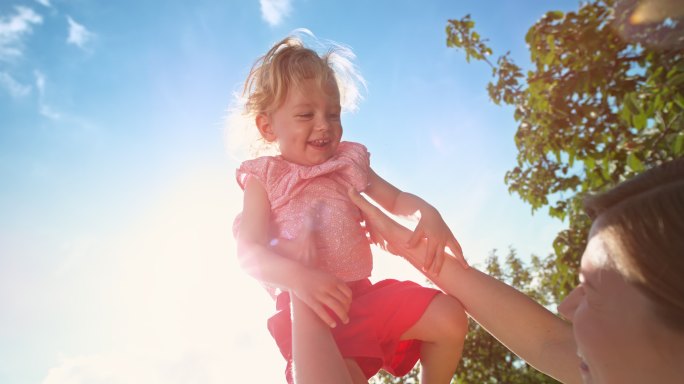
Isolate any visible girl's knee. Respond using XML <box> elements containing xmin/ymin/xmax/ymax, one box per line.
<box><xmin>432</xmin><ymin>294</ymin><xmax>468</xmax><ymax>341</ymax></box>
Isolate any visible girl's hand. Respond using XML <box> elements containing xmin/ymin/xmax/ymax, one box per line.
<box><xmin>406</xmin><ymin>206</ymin><xmax>468</xmax><ymax>273</ymax></box>
<box><xmin>271</xmin><ymin>246</ymin><xmax>351</xmax><ymax>327</ymax></box>
<box><xmin>291</xmin><ymin>268</ymin><xmax>353</xmax><ymax>328</ymax></box>
<box><xmin>272</xmin><ymin>207</ymin><xmax>352</xmax><ymax>328</ymax></box>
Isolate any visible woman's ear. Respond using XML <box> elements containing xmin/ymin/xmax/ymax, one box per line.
<box><xmin>256</xmin><ymin>113</ymin><xmax>277</xmax><ymax>142</ymax></box>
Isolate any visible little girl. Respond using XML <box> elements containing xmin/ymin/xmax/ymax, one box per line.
<box><xmin>233</xmin><ymin>34</ymin><xmax>469</xmax><ymax>383</ymax></box>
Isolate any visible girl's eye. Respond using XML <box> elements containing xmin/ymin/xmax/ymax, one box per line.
<box><xmin>329</xmin><ymin>113</ymin><xmax>341</xmax><ymax>120</ymax></box>
<box><xmin>296</xmin><ymin>113</ymin><xmax>313</xmax><ymax>119</ymax></box>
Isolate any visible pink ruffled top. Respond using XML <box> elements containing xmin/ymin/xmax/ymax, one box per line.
<box><xmin>235</xmin><ymin>141</ymin><xmax>373</xmax><ymax>282</ymax></box>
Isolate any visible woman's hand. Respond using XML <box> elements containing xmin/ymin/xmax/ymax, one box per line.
<box><xmin>349</xmin><ymin>190</ymin><xmax>403</xmax><ymax>255</ymax></box>
<box><xmin>407</xmin><ymin>206</ymin><xmax>467</xmax><ymax>273</ymax></box>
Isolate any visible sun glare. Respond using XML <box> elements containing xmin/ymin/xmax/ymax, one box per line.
<box><xmin>41</xmin><ymin>167</ymin><xmax>284</xmax><ymax>383</ymax></box>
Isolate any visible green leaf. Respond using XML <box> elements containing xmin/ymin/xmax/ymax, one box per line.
<box><xmin>625</xmin><ymin>93</ymin><xmax>641</xmax><ymax>116</ymax></box>
<box><xmin>667</xmin><ymin>72</ymin><xmax>684</xmax><ymax>86</ymax></box>
<box><xmin>584</xmin><ymin>156</ymin><xmax>596</xmax><ymax>170</ymax></box>
<box><xmin>653</xmin><ymin>94</ymin><xmax>663</xmax><ymax>111</ymax></box>
<box><xmin>675</xmin><ymin>94</ymin><xmax>684</xmax><ymax>111</ymax></box>
<box><xmin>548</xmin><ymin>10</ymin><xmax>564</xmax><ymax>20</ymax></box>
<box><xmin>633</xmin><ymin>112</ymin><xmax>647</xmax><ymax>131</ymax></box>
<box><xmin>602</xmin><ymin>158</ymin><xmax>612</xmax><ymax>180</ymax></box>
<box><xmin>546</xmin><ymin>35</ymin><xmax>555</xmax><ymax>51</ymax></box>
<box><xmin>619</xmin><ymin>104</ymin><xmax>632</xmax><ymax>124</ymax></box>
<box><xmin>627</xmin><ymin>153</ymin><xmax>644</xmax><ymax>172</ymax></box>
<box><xmin>674</xmin><ymin>133</ymin><xmax>684</xmax><ymax>155</ymax></box>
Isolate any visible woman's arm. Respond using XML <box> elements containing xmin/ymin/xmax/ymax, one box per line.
<box><xmin>348</xmin><ymin>189</ymin><xmax>582</xmax><ymax>384</ymax></box>
<box><xmin>237</xmin><ymin>177</ymin><xmax>352</xmax><ymax>327</ymax></box>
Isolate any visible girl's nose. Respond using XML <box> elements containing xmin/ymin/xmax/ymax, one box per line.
<box><xmin>557</xmin><ymin>286</ymin><xmax>582</xmax><ymax>322</ymax></box>
<box><xmin>314</xmin><ymin>116</ymin><xmax>330</xmax><ymax>131</ymax></box>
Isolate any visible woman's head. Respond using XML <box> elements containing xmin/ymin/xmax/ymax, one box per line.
<box><xmin>559</xmin><ymin>157</ymin><xmax>684</xmax><ymax>383</ymax></box>
<box><xmin>584</xmin><ymin>158</ymin><xmax>684</xmax><ymax>330</ymax></box>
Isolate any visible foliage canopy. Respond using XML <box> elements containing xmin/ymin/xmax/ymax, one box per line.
<box><xmin>376</xmin><ymin>0</ymin><xmax>683</xmax><ymax>382</ymax></box>
<box><xmin>447</xmin><ymin>0</ymin><xmax>683</xmax><ymax>302</ymax></box>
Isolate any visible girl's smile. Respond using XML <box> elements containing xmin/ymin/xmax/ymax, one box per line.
<box><xmin>308</xmin><ymin>138</ymin><xmax>332</xmax><ymax>148</ymax></box>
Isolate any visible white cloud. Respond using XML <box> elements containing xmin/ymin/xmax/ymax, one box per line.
<box><xmin>259</xmin><ymin>0</ymin><xmax>292</xmax><ymax>26</ymax></box>
<box><xmin>33</xmin><ymin>70</ymin><xmax>100</xmax><ymax>125</ymax></box>
<box><xmin>34</xmin><ymin>69</ymin><xmax>45</xmax><ymax>94</ymax></box>
<box><xmin>0</xmin><ymin>71</ymin><xmax>31</xmax><ymax>98</ymax></box>
<box><xmin>66</xmin><ymin>16</ymin><xmax>94</xmax><ymax>49</ymax></box>
<box><xmin>0</xmin><ymin>6</ymin><xmax>43</xmax><ymax>61</ymax></box>
<box><xmin>35</xmin><ymin>0</ymin><xmax>52</xmax><ymax>8</ymax></box>
<box><xmin>34</xmin><ymin>70</ymin><xmax>61</xmax><ymax>119</ymax></box>
<box><xmin>38</xmin><ymin>103</ymin><xmax>62</xmax><ymax>120</ymax></box>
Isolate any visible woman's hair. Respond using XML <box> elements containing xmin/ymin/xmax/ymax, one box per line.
<box><xmin>584</xmin><ymin>157</ymin><xmax>684</xmax><ymax>330</ymax></box>
<box><xmin>225</xmin><ymin>31</ymin><xmax>364</xmax><ymax>160</ymax></box>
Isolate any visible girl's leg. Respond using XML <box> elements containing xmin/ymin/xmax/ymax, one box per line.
<box><xmin>291</xmin><ymin>293</ymin><xmax>368</xmax><ymax>383</ymax></box>
<box><xmin>345</xmin><ymin>359</ymin><xmax>369</xmax><ymax>384</ymax></box>
<box><xmin>286</xmin><ymin>217</ymin><xmax>367</xmax><ymax>383</ymax></box>
<box><xmin>400</xmin><ymin>293</ymin><xmax>468</xmax><ymax>383</ymax></box>
<box><xmin>291</xmin><ymin>294</ymin><xmax>355</xmax><ymax>384</ymax></box>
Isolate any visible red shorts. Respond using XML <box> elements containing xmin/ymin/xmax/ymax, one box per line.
<box><xmin>267</xmin><ymin>278</ymin><xmax>440</xmax><ymax>383</ymax></box>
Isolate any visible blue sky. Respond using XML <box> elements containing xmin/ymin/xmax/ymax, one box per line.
<box><xmin>1</xmin><ymin>1</ymin><xmax>582</xmax><ymax>383</ymax></box>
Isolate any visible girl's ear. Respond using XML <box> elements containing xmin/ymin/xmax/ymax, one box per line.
<box><xmin>256</xmin><ymin>113</ymin><xmax>277</xmax><ymax>142</ymax></box>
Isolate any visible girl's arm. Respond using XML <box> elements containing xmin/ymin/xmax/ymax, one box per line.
<box><xmin>364</xmin><ymin>168</ymin><xmax>467</xmax><ymax>272</ymax></box>
<box><xmin>237</xmin><ymin>177</ymin><xmax>352</xmax><ymax>327</ymax></box>
<box><xmin>348</xmin><ymin>189</ymin><xmax>582</xmax><ymax>384</ymax></box>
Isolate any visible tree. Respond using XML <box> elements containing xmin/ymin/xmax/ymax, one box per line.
<box><xmin>455</xmin><ymin>249</ymin><xmax>560</xmax><ymax>384</ymax></box>
<box><xmin>371</xmin><ymin>249</ymin><xmax>560</xmax><ymax>384</ymax></box>
<box><xmin>446</xmin><ymin>0</ymin><xmax>684</xmax><ymax>303</ymax></box>
<box><xmin>376</xmin><ymin>1</ymin><xmax>683</xmax><ymax>382</ymax></box>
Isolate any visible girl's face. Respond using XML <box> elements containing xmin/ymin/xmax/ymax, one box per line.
<box><xmin>558</xmin><ymin>222</ymin><xmax>680</xmax><ymax>383</ymax></box>
<box><xmin>257</xmin><ymin>78</ymin><xmax>342</xmax><ymax>166</ymax></box>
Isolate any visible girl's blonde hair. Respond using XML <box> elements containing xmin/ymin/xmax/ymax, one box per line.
<box><xmin>584</xmin><ymin>157</ymin><xmax>684</xmax><ymax>331</ymax></box>
<box><xmin>225</xmin><ymin>30</ymin><xmax>365</xmax><ymax>160</ymax></box>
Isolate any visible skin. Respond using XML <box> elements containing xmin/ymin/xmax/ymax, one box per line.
<box><xmin>348</xmin><ymin>189</ymin><xmax>581</xmax><ymax>383</ymax></box>
<box><xmin>557</xmin><ymin>221</ymin><xmax>684</xmax><ymax>384</ymax></box>
<box><xmin>348</xmin><ymin>189</ymin><xmax>684</xmax><ymax>383</ymax></box>
<box><xmin>238</xmin><ymin>77</ymin><xmax>468</xmax><ymax>382</ymax></box>
<box><xmin>255</xmin><ymin>80</ymin><xmax>344</xmax><ymax>167</ymax></box>
<box><xmin>290</xmin><ymin>293</ymin><xmax>354</xmax><ymax>384</ymax></box>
